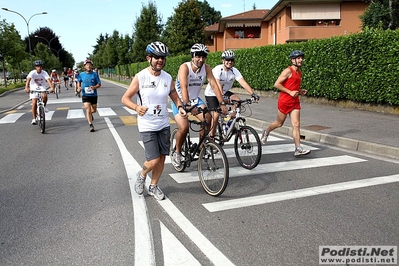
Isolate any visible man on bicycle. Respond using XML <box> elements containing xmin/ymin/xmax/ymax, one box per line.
<box><xmin>24</xmin><ymin>60</ymin><xmax>54</xmax><ymax>125</ymax></box>
<box><xmin>204</xmin><ymin>49</ymin><xmax>260</xmax><ymax>138</ymax></box>
<box><xmin>171</xmin><ymin>43</ymin><xmax>227</xmax><ymax>167</ymax></box>
<box><xmin>50</xmin><ymin>69</ymin><xmax>61</xmax><ymax>94</ymax></box>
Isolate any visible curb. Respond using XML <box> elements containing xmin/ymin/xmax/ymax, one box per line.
<box><xmin>246</xmin><ymin>117</ymin><xmax>399</xmax><ymax>161</ymax></box>
<box><xmin>0</xmin><ymin>87</ymin><xmax>29</xmax><ymax>114</ymax></box>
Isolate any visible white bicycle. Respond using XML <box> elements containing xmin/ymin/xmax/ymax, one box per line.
<box><xmin>30</xmin><ymin>86</ymin><xmax>49</xmax><ymax>134</ymax></box>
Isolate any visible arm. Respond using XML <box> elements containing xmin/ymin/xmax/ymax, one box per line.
<box><xmin>24</xmin><ymin>77</ymin><xmax>31</xmax><ymax>93</ymax></box>
<box><xmin>169</xmin><ymin>80</ymin><xmax>187</xmax><ymax>118</ymax></box>
<box><xmin>237</xmin><ymin>78</ymin><xmax>259</xmax><ymax>101</ymax></box>
<box><xmin>46</xmin><ymin>78</ymin><xmax>54</xmax><ymax>92</ymax></box>
<box><xmin>177</xmin><ymin>64</ymin><xmax>190</xmax><ymax>104</ymax></box>
<box><xmin>121</xmin><ymin>75</ymin><xmax>148</xmax><ymax>116</ymax></box>
<box><xmin>274</xmin><ymin>68</ymin><xmax>298</xmax><ymax>97</ymax></box>
<box><xmin>205</xmin><ymin>64</ymin><xmax>228</xmax><ymax>113</ymax></box>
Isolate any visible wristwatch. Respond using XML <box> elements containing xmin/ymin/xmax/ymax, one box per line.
<box><xmin>220</xmin><ymin>101</ymin><xmax>226</xmax><ymax>105</ymax></box>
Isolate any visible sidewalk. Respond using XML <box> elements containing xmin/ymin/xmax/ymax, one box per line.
<box><xmin>1</xmin><ymin>81</ymin><xmax>398</xmax><ymax>161</ymax></box>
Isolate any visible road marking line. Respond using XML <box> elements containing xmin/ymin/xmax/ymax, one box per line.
<box><xmin>160</xmin><ymin>221</ymin><xmax>201</xmax><ymax>266</ymax></box>
<box><xmin>158</xmin><ymin>198</ymin><xmax>235</xmax><ymax>265</ymax></box>
<box><xmin>203</xmin><ymin>174</ymin><xmax>399</xmax><ymax>212</ymax></box>
<box><xmin>104</xmin><ymin>117</ymin><xmax>155</xmax><ymax>265</ymax></box>
<box><xmin>0</xmin><ymin>113</ymin><xmax>24</xmax><ymax>124</ymax></box>
<box><xmin>97</xmin><ymin>107</ymin><xmax>117</xmax><ymax>116</ymax></box>
<box><xmin>120</xmin><ymin>116</ymin><xmax>137</xmax><ymax>126</ymax></box>
<box><xmin>123</xmin><ymin>106</ymin><xmax>136</xmax><ymax>115</ymax></box>
<box><xmin>169</xmin><ymin>155</ymin><xmax>366</xmax><ymax>183</ymax></box>
<box><xmin>47</xmin><ymin>97</ymin><xmax>82</xmax><ymax>104</ymax></box>
<box><xmin>67</xmin><ymin>109</ymin><xmax>85</xmax><ymax>119</ymax></box>
<box><xmin>45</xmin><ymin>111</ymin><xmax>55</xmax><ymax>120</ymax></box>
<box><xmin>56</xmin><ymin>107</ymin><xmax>70</xmax><ymax>110</ymax></box>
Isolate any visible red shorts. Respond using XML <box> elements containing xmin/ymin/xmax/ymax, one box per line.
<box><xmin>278</xmin><ymin>99</ymin><xmax>301</xmax><ymax>115</ymax></box>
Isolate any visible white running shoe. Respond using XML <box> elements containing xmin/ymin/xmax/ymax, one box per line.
<box><xmin>294</xmin><ymin>146</ymin><xmax>311</xmax><ymax>157</ymax></box>
<box><xmin>31</xmin><ymin>119</ymin><xmax>37</xmax><ymax>125</ymax></box>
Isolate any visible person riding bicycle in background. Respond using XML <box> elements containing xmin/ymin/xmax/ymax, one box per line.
<box><xmin>121</xmin><ymin>41</ymin><xmax>186</xmax><ymax>201</ymax></box>
<box><xmin>50</xmin><ymin>69</ymin><xmax>61</xmax><ymax>94</ymax></box>
<box><xmin>61</xmin><ymin>67</ymin><xmax>69</xmax><ymax>88</ymax></box>
<box><xmin>24</xmin><ymin>60</ymin><xmax>54</xmax><ymax>125</ymax></box>
<box><xmin>260</xmin><ymin>50</ymin><xmax>310</xmax><ymax>157</ymax></box>
<box><xmin>77</xmin><ymin>59</ymin><xmax>101</xmax><ymax>132</ymax></box>
<box><xmin>171</xmin><ymin>43</ymin><xmax>228</xmax><ymax>167</ymax></box>
<box><xmin>205</xmin><ymin>49</ymin><xmax>260</xmax><ymax>138</ymax></box>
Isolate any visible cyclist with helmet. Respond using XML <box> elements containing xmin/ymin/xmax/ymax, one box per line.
<box><xmin>73</xmin><ymin>69</ymin><xmax>80</xmax><ymax>97</ymax></box>
<box><xmin>24</xmin><ymin>60</ymin><xmax>54</xmax><ymax>125</ymax></box>
<box><xmin>171</xmin><ymin>43</ymin><xmax>227</xmax><ymax>167</ymax></box>
<box><xmin>205</xmin><ymin>49</ymin><xmax>260</xmax><ymax>138</ymax></box>
<box><xmin>261</xmin><ymin>50</ymin><xmax>310</xmax><ymax>156</ymax></box>
<box><xmin>50</xmin><ymin>69</ymin><xmax>61</xmax><ymax>94</ymax></box>
<box><xmin>121</xmin><ymin>41</ymin><xmax>186</xmax><ymax>201</ymax></box>
<box><xmin>77</xmin><ymin>59</ymin><xmax>101</xmax><ymax>132</ymax></box>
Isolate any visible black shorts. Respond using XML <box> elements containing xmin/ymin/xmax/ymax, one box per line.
<box><xmin>82</xmin><ymin>96</ymin><xmax>98</xmax><ymax>104</ymax></box>
<box><xmin>205</xmin><ymin>91</ymin><xmax>234</xmax><ymax>108</ymax></box>
<box><xmin>63</xmin><ymin>76</ymin><xmax>69</xmax><ymax>81</ymax></box>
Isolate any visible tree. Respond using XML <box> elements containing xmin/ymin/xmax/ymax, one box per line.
<box><xmin>360</xmin><ymin>0</ymin><xmax>399</xmax><ymax>30</ymax></box>
<box><xmin>0</xmin><ymin>19</ymin><xmax>29</xmax><ymax>84</ymax></box>
<box><xmin>163</xmin><ymin>0</ymin><xmax>206</xmax><ymax>56</ymax></box>
<box><xmin>131</xmin><ymin>1</ymin><xmax>163</xmax><ymax>62</ymax></box>
<box><xmin>198</xmin><ymin>0</ymin><xmax>222</xmax><ymax>26</ymax></box>
<box><xmin>33</xmin><ymin>43</ymin><xmax>61</xmax><ymax>72</ymax></box>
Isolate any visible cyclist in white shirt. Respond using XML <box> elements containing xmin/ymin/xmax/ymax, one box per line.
<box><xmin>121</xmin><ymin>41</ymin><xmax>186</xmax><ymax>201</ymax></box>
<box><xmin>205</xmin><ymin>50</ymin><xmax>259</xmax><ymax>138</ymax></box>
<box><xmin>171</xmin><ymin>43</ymin><xmax>227</xmax><ymax>167</ymax></box>
<box><xmin>24</xmin><ymin>60</ymin><xmax>54</xmax><ymax>125</ymax></box>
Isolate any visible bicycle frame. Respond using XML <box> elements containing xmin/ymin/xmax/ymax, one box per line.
<box><xmin>31</xmin><ymin>87</ymin><xmax>49</xmax><ymax>133</ymax></box>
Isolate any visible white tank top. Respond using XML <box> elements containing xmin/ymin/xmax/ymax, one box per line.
<box><xmin>136</xmin><ymin>69</ymin><xmax>173</xmax><ymax>132</ymax></box>
<box><xmin>205</xmin><ymin>65</ymin><xmax>243</xmax><ymax>96</ymax></box>
<box><xmin>175</xmin><ymin>62</ymin><xmax>206</xmax><ymax>102</ymax></box>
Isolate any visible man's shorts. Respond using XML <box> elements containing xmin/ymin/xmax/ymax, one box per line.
<box><xmin>205</xmin><ymin>91</ymin><xmax>234</xmax><ymax>109</ymax></box>
<box><xmin>29</xmin><ymin>91</ymin><xmax>47</xmax><ymax>100</ymax></box>
<box><xmin>171</xmin><ymin>97</ymin><xmax>205</xmax><ymax>116</ymax></box>
<box><xmin>278</xmin><ymin>100</ymin><xmax>301</xmax><ymax>115</ymax></box>
<box><xmin>140</xmin><ymin>127</ymin><xmax>171</xmax><ymax>161</ymax></box>
<box><xmin>82</xmin><ymin>96</ymin><xmax>98</xmax><ymax>105</ymax></box>
<box><xmin>63</xmin><ymin>76</ymin><xmax>69</xmax><ymax>81</ymax></box>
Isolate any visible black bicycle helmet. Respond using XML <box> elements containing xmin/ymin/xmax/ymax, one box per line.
<box><xmin>34</xmin><ymin>60</ymin><xmax>44</xmax><ymax>66</ymax></box>
<box><xmin>289</xmin><ymin>50</ymin><xmax>305</xmax><ymax>59</ymax></box>
<box><xmin>222</xmin><ymin>50</ymin><xmax>235</xmax><ymax>60</ymax></box>
<box><xmin>146</xmin><ymin>41</ymin><xmax>170</xmax><ymax>57</ymax></box>
<box><xmin>190</xmin><ymin>43</ymin><xmax>209</xmax><ymax>57</ymax></box>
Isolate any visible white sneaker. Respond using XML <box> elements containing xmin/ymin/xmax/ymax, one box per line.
<box><xmin>172</xmin><ymin>153</ymin><xmax>182</xmax><ymax>167</ymax></box>
<box><xmin>294</xmin><ymin>146</ymin><xmax>311</xmax><ymax>157</ymax></box>
<box><xmin>44</xmin><ymin>107</ymin><xmax>49</xmax><ymax>113</ymax></box>
<box><xmin>31</xmin><ymin>119</ymin><xmax>37</xmax><ymax>125</ymax></box>
<box><xmin>261</xmin><ymin>130</ymin><xmax>268</xmax><ymax>144</ymax></box>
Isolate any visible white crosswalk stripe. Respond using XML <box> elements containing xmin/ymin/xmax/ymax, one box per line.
<box><xmin>67</xmin><ymin>109</ymin><xmax>85</xmax><ymax>119</ymax></box>
<box><xmin>0</xmin><ymin>113</ymin><xmax>24</xmax><ymax>124</ymax></box>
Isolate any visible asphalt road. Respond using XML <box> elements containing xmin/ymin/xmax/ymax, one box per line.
<box><xmin>1</xmin><ymin>80</ymin><xmax>398</xmax><ymax>266</ymax></box>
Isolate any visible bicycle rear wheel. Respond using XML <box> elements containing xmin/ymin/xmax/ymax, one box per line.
<box><xmin>38</xmin><ymin>106</ymin><xmax>45</xmax><ymax>134</ymax></box>
<box><xmin>170</xmin><ymin>128</ymin><xmax>187</xmax><ymax>172</ymax></box>
<box><xmin>198</xmin><ymin>141</ymin><xmax>229</xmax><ymax>196</ymax></box>
<box><xmin>55</xmin><ymin>86</ymin><xmax>59</xmax><ymax>99</ymax></box>
<box><xmin>234</xmin><ymin>125</ymin><xmax>261</xmax><ymax>169</ymax></box>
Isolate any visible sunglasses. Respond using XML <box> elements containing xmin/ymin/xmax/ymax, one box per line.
<box><xmin>153</xmin><ymin>55</ymin><xmax>166</xmax><ymax>60</ymax></box>
<box><xmin>224</xmin><ymin>58</ymin><xmax>235</xmax><ymax>62</ymax></box>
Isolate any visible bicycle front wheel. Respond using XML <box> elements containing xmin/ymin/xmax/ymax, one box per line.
<box><xmin>38</xmin><ymin>106</ymin><xmax>46</xmax><ymax>134</ymax></box>
<box><xmin>234</xmin><ymin>125</ymin><xmax>261</xmax><ymax>169</ymax></box>
<box><xmin>198</xmin><ymin>141</ymin><xmax>229</xmax><ymax>196</ymax></box>
<box><xmin>55</xmin><ymin>87</ymin><xmax>59</xmax><ymax>99</ymax></box>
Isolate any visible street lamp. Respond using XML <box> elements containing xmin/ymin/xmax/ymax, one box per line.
<box><xmin>51</xmin><ymin>48</ymin><xmax>62</xmax><ymax>58</ymax></box>
<box><xmin>1</xmin><ymin>8</ymin><xmax>47</xmax><ymax>67</ymax></box>
<box><xmin>34</xmin><ymin>35</ymin><xmax>59</xmax><ymax>47</ymax></box>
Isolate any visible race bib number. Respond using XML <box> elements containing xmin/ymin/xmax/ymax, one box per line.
<box><xmin>84</xmin><ymin>87</ymin><xmax>94</xmax><ymax>94</ymax></box>
<box><xmin>149</xmin><ymin>103</ymin><xmax>168</xmax><ymax>116</ymax></box>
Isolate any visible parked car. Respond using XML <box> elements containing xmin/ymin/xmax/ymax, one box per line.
<box><xmin>6</xmin><ymin>72</ymin><xmax>27</xmax><ymax>80</ymax></box>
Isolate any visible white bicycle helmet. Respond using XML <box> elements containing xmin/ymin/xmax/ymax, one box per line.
<box><xmin>52</xmin><ymin>69</ymin><xmax>56</xmax><ymax>73</ymax></box>
<box><xmin>146</xmin><ymin>41</ymin><xmax>170</xmax><ymax>57</ymax></box>
<box><xmin>222</xmin><ymin>50</ymin><xmax>235</xmax><ymax>60</ymax></box>
<box><xmin>190</xmin><ymin>43</ymin><xmax>209</xmax><ymax>57</ymax></box>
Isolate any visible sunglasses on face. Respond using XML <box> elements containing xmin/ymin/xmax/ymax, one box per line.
<box><xmin>224</xmin><ymin>58</ymin><xmax>235</xmax><ymax>62</ymax></box>
<box><xmin>153</xmin><ymin>55</ymin><xmax>166</xmax><ymax>60</ymax></box>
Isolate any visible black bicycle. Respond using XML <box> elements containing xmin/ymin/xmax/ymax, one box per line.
<box><xmin>214</xmin><ymin>98</ymin><xmax>262</xmax><ymax>169</ymax></box>
<box><xmin>170</xmin><ymin>106</ymin><xmax>229</xmax><ymax>197</ymax></box>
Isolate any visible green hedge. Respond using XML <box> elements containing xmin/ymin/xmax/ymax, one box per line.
<box><xmin>114</xmin><ymin>28</ymin><xmax>399</xmax><ymax>106</ymax></box>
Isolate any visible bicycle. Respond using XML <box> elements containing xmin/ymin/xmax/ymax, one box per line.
<box><xmin>53</xmin><ymin>81</ymin><xmax>60</xmax><ymax>99</ymax></box>
<box><xmin>30</xmin><ymin>86</ymin><xmax>49</xmax><ymax>134</ymax></box>
<box><xmin>170</xmin><ymin>106</ymin><xmax>229</xmax><ymax>197</ymax></box>
<box><xmin>213</xmin><ymin>98</ymin><xmax>262</xmax><ymax>170</ymax></box>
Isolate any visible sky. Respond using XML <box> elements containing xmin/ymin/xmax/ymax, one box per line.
<box><xmin>0</xmin><ymin>0</ymin><xmax>277</xmax><ymax>66</ymax></box>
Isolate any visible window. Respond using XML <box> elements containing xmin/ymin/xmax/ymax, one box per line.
<box><xmin>234</xmin><ymin>30</ymin><xmax>244</xmax><ymax>38</ymax></box>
